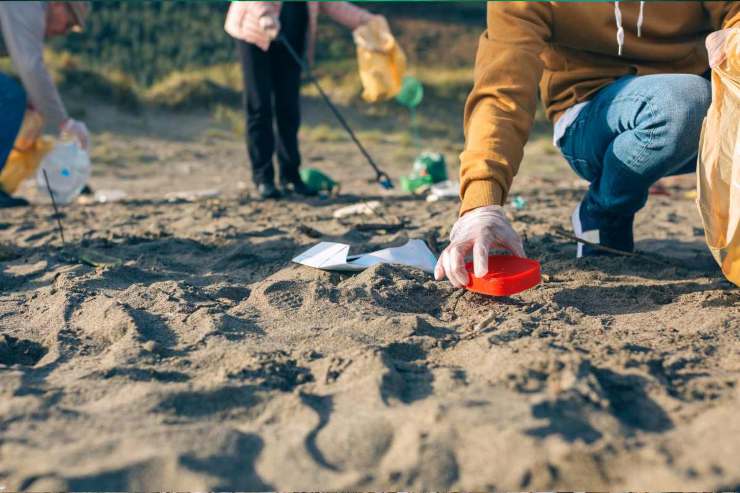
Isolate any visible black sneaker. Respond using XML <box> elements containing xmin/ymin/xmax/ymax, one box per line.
<box><xmin>571</xmin><ymin>199</ymin><xmax>634</xmax><ymax>258</ymax></box>
<box><xmin>257</xmin><ymin>182</ymin><xmax>281</xmax><ymax>200</ymax></box>
<box><xmin>0</xmin><ymin>190</ymin><xmax>29</xmax><ymax>208</ymax></box>
<box><xmin>281</xmin><ymin>179</ymin><xmax>318</xmax><ymax>197</ymax></box>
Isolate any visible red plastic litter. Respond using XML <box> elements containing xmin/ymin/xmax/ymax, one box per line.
<box><xmin>465</xmin><ymin>255</ymin><xmax>541</xmax><ymax>297</ymax></box>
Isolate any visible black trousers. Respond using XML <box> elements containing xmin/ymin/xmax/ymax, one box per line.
<box><xmin>237</xmin><ymin>3</ymin><xmax>308</xmax><ymax>186</ymax></box>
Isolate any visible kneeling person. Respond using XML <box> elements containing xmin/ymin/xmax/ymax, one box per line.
<box><xmin>436</xmin><ymin>1</ymin><xmax>739</xmax><ymax>286</ymax></box>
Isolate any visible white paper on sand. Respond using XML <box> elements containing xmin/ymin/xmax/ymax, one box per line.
<box><xmin>292</xmin><ymin>239</ymin><xmax>437</xmax><ymax>274</ymax></box>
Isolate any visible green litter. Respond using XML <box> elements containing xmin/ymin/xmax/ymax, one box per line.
<box><xmin>61</xmin><ymin>247</ymin><xmax>123</xmax><ymax>268</ymax></box>
<box><xmin>401</xmin><ymin>152</ymin><xmax>448</xmax><ymax>193</ymax></box>
<box><xmin>300</xmin><ymin>167</ymin><xmax>340</xmax><ymax>195</ymax></box>
<box><xmin>395</xmin><ymin>76</ymin><xmax>424</xmax><ymax>109</ymax></box>
<box><xmin>400</xmin><ymin>174</ymin><xmax>433</xmax><ymax>193</ymax></box>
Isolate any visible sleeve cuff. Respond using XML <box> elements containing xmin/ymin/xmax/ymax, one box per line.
<box><xmin>460</xmin><ymin>180</ymin><xmax>505</xmax><ymax>216</ymax></box>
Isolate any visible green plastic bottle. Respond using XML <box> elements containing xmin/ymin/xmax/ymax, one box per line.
<box><xmin>300</xmin><ymin>168</ymin><xmax>340</xmax><ymax>195</ymax></box>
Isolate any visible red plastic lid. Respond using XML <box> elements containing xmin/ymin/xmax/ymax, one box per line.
<box><xmin>465</xmin><ymin>255</ymin><xmax>541</xmax><ymax>297</ymax></box>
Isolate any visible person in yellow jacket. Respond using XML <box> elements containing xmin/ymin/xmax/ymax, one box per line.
<box><xmin>435</xmin><ymin>1</ymin><xmax>740</xmax><ymax>287</ymax></box>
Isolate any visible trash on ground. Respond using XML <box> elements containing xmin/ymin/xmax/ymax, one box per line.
<box><xmin>465</xmin><ymin>255</ymin><xmax>541</xmax><ymax>297</ymax></box>
<box><xmin>332</xmin><ymin>200</ymin><xmax>381</xmax><ymax>219</ymax></box>
<box><xmin>401</xmin><ymin>174</ymin><xmax>433</xmax><ymax>194</ymax></box>
<box><xmin>696</xmin><ymin>32</ymin><xmax>739</xmax><ymax>286</ymax></box>
<box><xmin>401</xmin><ymin>152</ymin><xmax>447</xmax><ymax>193</ymax></box>
<box><xmin>300</xmin><ymin>168</ymin><xmax>340</xmax><ymax>196</ymax></box>
<box><xmin>292</xmin><ymin>238</ymin><xmax>437</xmax><ymax>274</ymax></box>
<box><xmin>165</xmin><ymin>188</ymin><xmax>221</xmax><ymax>202</ymax></box>
<box><xmin>36</xmin><ymin>141</ymin><xmax>91</xmax><ymax>205</ymax></box>
<box><xmin>61</xmin><ymin>247</ymin><xmax>123</xmax><ymax>268</ymax></box>
<box><xmin>511</xmin><ymin>195</ymin><xmax>528</xmax><ymax>210</ymax></box>
<box><xmin>94</xmin><ymin>189</ymin><xmax>127</xmax><ymax>203</ymax></box>
<box><xmin>426</xmin><ymin>180</ymin><xmax>459</xmax><ymax>202</ymax></box>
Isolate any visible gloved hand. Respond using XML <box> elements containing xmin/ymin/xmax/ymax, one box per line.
<box><xmin>258</xmin><ymin>14</ymin><xmax>281</xmax><ymax>41</ymax></box>
<box><xmin>434</xmin><ymin>205</ymin><xmax>526</xmax><ymax>288</ymax></box>
<box><xmin>706</xmin><ymin>28</ymin><xmax>739</xmax><ymax>69</ymax></box>
<box><xmin>370</xmin><ymin>15</ymin><xmax>390</xmax><ymax>35</ymax></box>
<box><xmin>354</xmin><ymin>15</ymin><xmax>392</xmax><ymax>52</ymax></box>
<box><xmin>60</xmin><ymin>118</ymin><xmax>90</xmax><ymax>150</ymax></box>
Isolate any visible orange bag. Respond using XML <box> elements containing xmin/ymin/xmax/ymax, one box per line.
<box><xmin>696</xmin><ymin>30</ymin><xmax>740</xmax><ymax>286</ymax></box>
<box><xmin>0</xmin><ymin>137</ymin><xmax>54</xmax><ymax>194</ymax></box>
<box><xmin>353</xmin><ymin>17</ymin><xmax>406</xmax><ymax>103</ymax></box>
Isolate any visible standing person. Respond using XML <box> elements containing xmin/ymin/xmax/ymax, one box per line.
<box><xmin>225</xmin><ymin>2</ymin><xmax>383</xmax><ymax>200</ymax></box>
<box><xmin>435</xmin><ymin>2</ymin><xmax>739</xmax><ymax>287</ymax></box>
<box><xmin>0</xmin><ymin>1</ymin><xmax>90</xmax><ymax>208</ymax></box>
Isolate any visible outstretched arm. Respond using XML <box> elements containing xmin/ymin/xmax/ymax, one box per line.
<box><xmin>0</xmin><ymin>2</ymin><xmax>68</xmax><ymax>129</ymax></box>
<box><xmin>460</xmin><ymin>2</ymin><xmax>551</xmax><ymax>214</ymax></box>
<box><xmin>320</xmin><ymin>2</ymin><xmax>374</xmax><ymax>31</ymax></box>
<box><xmin>436</xmin><ymin>3</ymin><xmax>551</xmax><ymax>287</ymax></box>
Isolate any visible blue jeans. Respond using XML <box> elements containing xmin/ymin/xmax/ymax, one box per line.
<box><xmin>0</xmin><ymin>73</ymin><xmax>26</xmax><ymax>174</ymax></box>
<box><xmin>559</xmin><ymin>74</ymin><xmax>711</xmax><ymax>221</ymax></box>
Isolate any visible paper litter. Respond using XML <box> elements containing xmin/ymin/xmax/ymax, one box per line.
<box><xmin>292</xmin><ymin>238</ymin><xmax>437</xmax><ymax>274</ymax></box>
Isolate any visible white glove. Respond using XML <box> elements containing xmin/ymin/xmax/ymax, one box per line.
<box><xmin>224</xmin><ymin>3</ymin><xmax>280</xmax><ymax>43</ymax></box>
<box><xmin>60</xmin><ymin>118</ymin><xmax>90</xmax><ymax>150</ymax></box>
<box><xmin>434</xmin><ymin>205</ymin><xmax>526</xmax><ymax>288</ymax></box>
<box><xmin>706</xmin><ymin>28</ymin><xmax>738</xmax><ymax>69</ymax></box>
<box><xmin>258</xmin><ymin>15</ymin><xmax>281</xmax><ymax>41</ymax></box>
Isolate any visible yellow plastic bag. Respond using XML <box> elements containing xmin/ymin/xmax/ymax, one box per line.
<box><xmin>0</xmin><ymin>137</ymin><xmax>54</xmax><ymax>194</ymax></box>
<box><xmin>353</xmin><ymin>17</ymin><xmax>406</xmax><ymax>103</ymax></box>
<box><xmin>696</xmin><ymin>30</ymin><xmax>740</xmax><ymax>286</ymax></box>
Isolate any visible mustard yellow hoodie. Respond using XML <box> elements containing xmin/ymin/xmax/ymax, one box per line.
<box><xmin>460</xmin><ymin>1</ymin><xmax>740</xmax><ymax>215</ymax></box>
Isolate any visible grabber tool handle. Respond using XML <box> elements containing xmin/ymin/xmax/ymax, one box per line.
<box><xmin>277</xmin><ymin>35</ymin><xmax>394</xmax><ymax>189</ymax></box>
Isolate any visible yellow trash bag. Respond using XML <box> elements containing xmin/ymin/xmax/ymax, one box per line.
<box><xmin>696</xmin><ymin>30</ymin><xmax>740</xmax><ymax>286</ymax></box>
<box><xmin>1</xmin><ymin>111</ymin><xmax>52</xmax><ymax>194</ymax></box>
<box><xmin>353</xmin><ymin>17</ymin><xmax>406</xmax><ymax>103</ymax></box>
<box><xmin>0</xmin><ymin>137</ymin><xmax>54</xmax><ymax>194</ymax></box>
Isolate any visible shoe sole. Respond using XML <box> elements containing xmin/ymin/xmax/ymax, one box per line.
<box><xmin>571</xmin><ymin>201</ymin><xmax>601</xmax><ymax>259</ymax></box>
<box><xmin>571</xmin><ymin>202</ymin><xmax>584</xmax><ymax>259</ymax></box>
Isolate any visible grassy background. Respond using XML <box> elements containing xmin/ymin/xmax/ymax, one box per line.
<box><xmin>4</xmin><ymin>2</ymin><xmax>557</xmax><ymax>150</ymax></box>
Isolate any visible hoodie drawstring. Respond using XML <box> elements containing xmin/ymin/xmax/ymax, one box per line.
<box><xmin>614</xmin><ymin>1</ymin><xmax>625</xmax><ymax>56</ymax></box>
<box><xmin>615</xmin><ymin>1</ymin><xmax>645</xmax><ymax>56</ymax></box>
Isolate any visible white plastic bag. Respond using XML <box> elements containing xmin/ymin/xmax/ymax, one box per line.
<box><xmin>36</xmin><ymin>141</ymin><xmax>91</xmax><ymax>205</ymax></box>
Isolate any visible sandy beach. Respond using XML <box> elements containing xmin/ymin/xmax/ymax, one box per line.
<box><xmin>1</xmin><ymin>102</ymin><xmax>739</xmax><ymax>490</ymax></box>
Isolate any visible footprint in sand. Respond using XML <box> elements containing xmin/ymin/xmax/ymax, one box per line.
<box><xmin>0</xmin><ymin>335</ymin><xmax>47</xmax><ymax>366</ymax></box>
<box><xmin>261</xmin><ymin>280</ymin><xmax>305</xmax><ymax>311</ymax></box>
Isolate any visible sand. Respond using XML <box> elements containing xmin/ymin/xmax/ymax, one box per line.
<box><xmin>0</xmin><ymin>106</ymin><xmax>739</xmax><ymax>490</ymax></box>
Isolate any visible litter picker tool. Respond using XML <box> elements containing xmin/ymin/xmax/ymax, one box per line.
<box><xmin>278</xmin><ymin>35</ymin><xmax>394</xmax><ymax>190</ymax></box>
<box><xmin>43</xmin><ymin>169</ymin><xmax>66</xmax><ymax>246</ymax></box>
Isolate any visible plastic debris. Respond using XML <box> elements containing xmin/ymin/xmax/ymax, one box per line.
<box><xmin>332</xmin><ymin>201</ymin><xmax>381</xmax><ymax>219</ymax></box>
<box><xmin>426</xmin><ymin>180</ymin><xmax>459</xmax><ymax>202</ymax></box>
<box><xmin>36</xmin><ymin>141</ymin><xmax>91</xmax><ymax>205</ymax></box>
<box><xmin>511</xmin><ymin>196</ymin><xmax>528</xmax><ymax>210</ymax></box>
<box><xmin>94</xmin><ymin>189</ymin><xmax>127</xmax><ymax>203</ymax></box>
<box><xmin>401</xmin><ymin>152</ymin><xmax>447</xmax><ymax>193</ymax></box>
<box><xmin>300</xmin><ymin>168</ymin><xmax>340</xmax><ymax>195</ymax></box>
